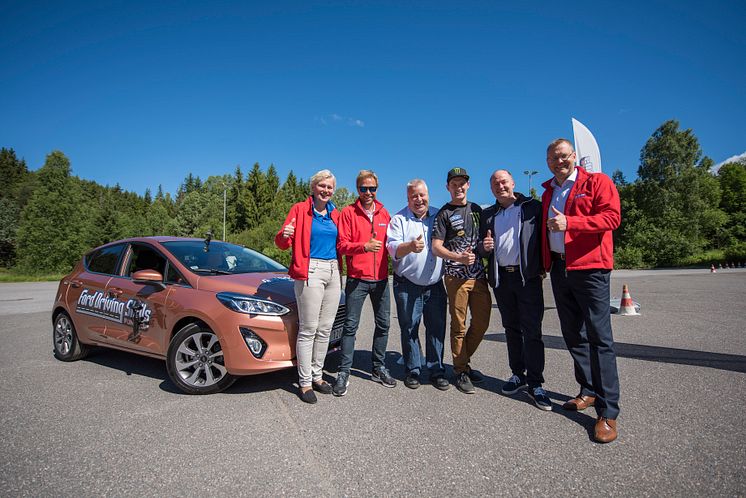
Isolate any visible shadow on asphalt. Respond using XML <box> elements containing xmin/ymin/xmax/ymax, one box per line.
<box><xmin>484</xmin><ymin>333</ymin><xmax>746</xmax><ymax>373</ymax></box>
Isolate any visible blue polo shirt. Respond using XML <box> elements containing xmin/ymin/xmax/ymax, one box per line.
<box><xmin>310</xmin><ymin>207</ymin><xmax>338</xmax><ymax>260</ymax></box>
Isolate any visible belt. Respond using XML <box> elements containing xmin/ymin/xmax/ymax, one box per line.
<box><xmin>498</xmin><ymin>265</ymin><xmax>520</xmax><ymax>273</ymax></box>
<box><xmin>551</xmin><ymin>251</ymin><xmax>565</xmax><ymax>261</ymax></box>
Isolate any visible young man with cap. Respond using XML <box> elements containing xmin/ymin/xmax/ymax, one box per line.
<box><xmin>432</xmin><ymin>167</ymin><xmax>492</xmax><ymax>394</ymax></box>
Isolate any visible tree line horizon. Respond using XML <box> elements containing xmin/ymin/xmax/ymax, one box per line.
<box><xmin>2</xmin><ymin>119</ymin><xmax>745</xmax><ymax>274</ymax></box>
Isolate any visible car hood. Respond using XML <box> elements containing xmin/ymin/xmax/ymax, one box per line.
<box><xmin>195</xmin><ymin>272</ymin><xmax>296</xmax><ymax>305</ymax></box>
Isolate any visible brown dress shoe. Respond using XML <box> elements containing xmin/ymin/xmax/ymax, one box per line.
<box><xmin>594</xmin><ymin>417</ymin><xmax>618</xmax><ymax>443</ymax></box>
<box><xmin>562</xmin><ymin>395</ymin><xmax>596</xmax><ymax>411</ymax></box>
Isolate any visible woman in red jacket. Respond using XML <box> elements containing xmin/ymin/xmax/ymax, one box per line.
<box><xmin>275</xmin><ymin>170</ymin><xmax>342</xmax><ymax>404</ymax></box>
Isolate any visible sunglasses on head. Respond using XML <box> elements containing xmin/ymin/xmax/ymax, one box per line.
<box><xmin>358</xmin><ymin>186</ymin><xmax>377</xmax><ymax>193</ymax></box>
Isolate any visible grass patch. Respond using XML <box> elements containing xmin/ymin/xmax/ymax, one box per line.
<box><xmin>0</xmin><ymin>268</ymin><xmax>65</xmax><ymax>283</ymax></box>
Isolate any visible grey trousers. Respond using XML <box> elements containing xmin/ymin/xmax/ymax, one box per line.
<box><xmin>294</xmin><ymin>258</ymin><xmax>341</xmax><ymax>387</ymax></box>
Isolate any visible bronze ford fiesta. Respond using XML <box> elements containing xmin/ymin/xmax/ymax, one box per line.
<box><xmin>51</xmin><ymin>236</ymin><xmax>345</xmax><ymax>394</ymax></box>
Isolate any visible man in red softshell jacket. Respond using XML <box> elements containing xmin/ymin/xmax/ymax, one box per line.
<box><xmin>332</xmin><ymin>170</ymin><xmax>396</xmax><ymax>396</ymax></box>
<box><xmin>541</xmin><ymin>138</ymin><xmax>621</xmax><ymax>444</ymax></box>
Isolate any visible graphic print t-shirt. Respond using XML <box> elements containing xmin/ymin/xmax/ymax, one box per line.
<box><xmin>433</xmin><ymin>202</ymin><xmax>485</xmax><ymax>279</ymax></box>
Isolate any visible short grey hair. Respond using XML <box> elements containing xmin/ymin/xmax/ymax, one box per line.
<box><xmin>406</xmin><ymin>178</ymin><xmax>428</xmax><ymax>192</ymax></box>
<box><xmin>491</xmin><ymin>169</ymin><xmax>514</xmax><ymax>182</ymax></box>
<box><xmin>309</xmin><ymin>169</ymin><xmax>336</xmax><ymax>190</ymax></box>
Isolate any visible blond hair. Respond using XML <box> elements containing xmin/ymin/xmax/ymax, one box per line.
<box><xmin>309</xmin><ymin>169</ymin><xmax>336</xmax><ymax>190</ymax></box>
<box><xmin>356</xmin><ymin>170</ymin><xmax>378</xmax><ymax>187</ymax></box>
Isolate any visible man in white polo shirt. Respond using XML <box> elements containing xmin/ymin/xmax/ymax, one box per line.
<box><xmin>386</xmin><ymin>179</ymin><xmax>449</xmax><ymax>390</ymax></box>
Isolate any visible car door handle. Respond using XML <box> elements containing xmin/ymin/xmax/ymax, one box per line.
<box><xmin>68</xmin><ymin>279</ymin><xmax>83</xmax><ymax>288</ymax></box>
<box><xmin>108</xmin><ymin>288</ymin><xmax>124</xmax><ymax>297</ymax></box>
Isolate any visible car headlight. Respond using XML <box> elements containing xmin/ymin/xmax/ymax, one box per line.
<box><xmin>216</xmin><ymin>292</ymin><xmax>290</xmax><ymax>316</ymax></box>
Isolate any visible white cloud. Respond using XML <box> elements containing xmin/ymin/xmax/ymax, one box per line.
<box><xmin>712</xmin><ymin>151</ymin><xmax>746</xmax><ymax>173</ymax></box>
<box><xmin>316</xmin><ymin>113</ymin><xmax>365</xmax><ymax>128</ymax></box>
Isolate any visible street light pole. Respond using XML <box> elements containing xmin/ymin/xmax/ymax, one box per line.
<box><xmin>222</xmin><ymin>184</ymin><xmax>227</xmax><ymax>241</ymax></box>
<box><xmin>523</xmin><ymin>170</ymin><xmax>539</xmax><ymax>197</ymax></box>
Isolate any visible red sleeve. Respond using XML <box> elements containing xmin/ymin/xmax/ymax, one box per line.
<box><xmin>566</xmin><ymin>174</ymin><xmax>621</xmax><ymax>233</ymax></box>
<box><xmin>274</xmin><ymin>204</ymin><xmax>300</xmax><ymax>250</ymax></box>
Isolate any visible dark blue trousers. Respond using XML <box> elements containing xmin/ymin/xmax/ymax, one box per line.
<box><xmin>492</xmin><ymin>271</ymin><xmax>545</xmax><ymax>387</ymax></box>
<box><xmin>550</xmin><ymin>260</ymin><xmax>620</xmax><ymax>419</ymax></box>
<box><xmin>339</xmin><ymin>278</ymin><xmax>390</xmax><ymax>374</ymax></box>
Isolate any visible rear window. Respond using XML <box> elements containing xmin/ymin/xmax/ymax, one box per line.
<box><xmin>85</xmin><ymin>244</ymin><xmax>126</xmax><ymax>275</ymax></box>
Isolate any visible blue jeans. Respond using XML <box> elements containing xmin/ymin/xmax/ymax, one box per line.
<box><xmin>339</xmin><ymin>278</ymin><xmax>391</xmax><ymax>374</ymax></box>
<box><xmin>393</xmin><ymin>274</ymin><xmax>446</xmax><ymax>377</ymax></box>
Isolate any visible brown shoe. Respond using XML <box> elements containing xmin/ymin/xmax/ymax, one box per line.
<box><xmin>562</xmin><ymin>395</ymin><xmax>596</xmax><ymax>411</ymax></box>
<box><xmin>594</xmin><ymin>417</ymin><xmax>618</xmax><ymax>443</ymax></box>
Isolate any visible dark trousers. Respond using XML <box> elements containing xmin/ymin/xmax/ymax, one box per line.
<box><xmin>393</xmin><ymin>274</ymin><xmax>447</xmax><ymax>378</ymax></box>
<box><xmin>339</xmin><ymin>278</ymin><xmax>390</xmax><ymax>374</ymax></box>
<box><xmin>550</xmin><ymin>260</ymin><xmax>620</xmax><ymax>419</ymax></box>
<box><xmin>493</xmin><ymin>271</ymin><xmax>545</xmax><ymax>387</ymax></box>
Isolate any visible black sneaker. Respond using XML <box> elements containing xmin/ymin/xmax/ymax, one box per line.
<box><xmin>467</xmin><ymin>369</ymin><xmax>485</xmax><ymax>384</ymax></box>
<box><xmin>526</xmin><ymin>387</ymin><xmax>552</xmax><ymax>411</ymax></box>
<box><xmin>404</xmin><ymin>372</ymin><xmax>420</xmax><ymax>389</ymax></box>
<box><xmin>333</xmin><ymin>371</ymin><xmax>349</xmax><ymax>397</ymax></box>
<box><xmin>455</xmin><ymin>372</ymin><xmax>476</xmax><ymax>394</ymax></box>
<box><xmin>371</xmin><ymin>367</ymin><xmax>397</xmax><ymax>388</ymax></box>
<box><xmin>430</xmin><ymin>375</ymin><xmax>450</xmax><ymax>391</ymax></box>
<box><xmin>501</xmin><ymin>374</ymin><xmax>528</xmax><ymax>395</ymax></box>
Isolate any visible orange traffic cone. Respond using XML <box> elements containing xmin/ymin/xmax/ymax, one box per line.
<box><xmin>710</xmin><ymin>264</ymin><xmax>717</xmax><ymax>273</ymax></box>
<box><xmin>618</xmin><ymin>284</ymin><xmax>640</xmax><ymax>316</ymax></box>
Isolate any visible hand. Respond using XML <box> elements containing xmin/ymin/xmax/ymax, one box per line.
<box><xmin>282</xmin><ymin>218</ymin><xmax>296</xmax><ymax>239</ymax></box>
<box><xmin>459</xmin><ymin>247</ymin><xmax>476</xmax><ymax>266</ymax></box>
<box><xmin>365</xmin><ymin>232</ymin><xmax>382</xmax><ymax>253</ymax></box>
<box><xmin>482</xmin><ymin>229</ymin><xmax>494</xmax><ymax>251</ymax></box>
<box><xmin>411</xmin><ymin>234</ymin><xmax>425</xmax><ymax>253</ymax></box>
<box><xmin>547</xmin><ymin>206</ymin><xmax>567</xmax><ymax>232</ymax></box>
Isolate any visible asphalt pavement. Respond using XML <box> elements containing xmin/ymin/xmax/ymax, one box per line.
<box><xmin>1</xmin><ymin>269</ymin><xmax>745</xmax><ymax>496</ymax></box>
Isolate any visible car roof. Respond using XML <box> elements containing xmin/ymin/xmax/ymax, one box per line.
<box><xmin>92</xmin><ymin>236</ymin><xmax>214</xmax><ymax>252</ymax></box>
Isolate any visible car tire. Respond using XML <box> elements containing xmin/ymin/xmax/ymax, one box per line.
<box><xmin>166</xmin><ymin>323</ymin><xmax>236</xmax><ymax>395</ymax></box>
<box><xmin>53</xmin><ymin>312</ymin><xmax>90</xmax><ymax>361</ymax></box>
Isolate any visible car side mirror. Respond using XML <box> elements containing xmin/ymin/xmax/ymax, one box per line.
<box><xmin>132</xmin><ymin>269</ymin><xmax>166</xmax><ymax>290</ymax></box>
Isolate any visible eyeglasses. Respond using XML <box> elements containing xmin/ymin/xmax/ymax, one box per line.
<box><xmin>358</xmin><ymin>186</ymin><xmax>377</xmax><ymax>193</ymax></box>
<box><xmin>548</xmin><ymin>152</ymin><xmax>575</xmax><ymax>162</ymax></box>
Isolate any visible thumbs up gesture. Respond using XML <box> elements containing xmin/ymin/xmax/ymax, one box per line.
<box><xmin>482</xmin><ymin>229</ymin><xmax>494</xmax><ymax>251</ymax></box>
<box><xmin>411</xmin><ymin>234</ymin><xmax>425</xmax><ymax>253</ymax></box>
<box><xmin>547</xmin><ymin>206</ymin><xmax>567</xmax><ymax>232</ymax></box>
<box><xmin>460</xmin><ymin>246</ymin><xmax>476</xmax><ymax>266</ymax></box>
<box><xmin>365</xmin><ymin>232</ymin><xmax>383</xmax><ymax>253</ymax></box>
<box><xmin>282</xmin><ymin>218</ymin><xmax>296</xmax><ymax>239</ymax></box>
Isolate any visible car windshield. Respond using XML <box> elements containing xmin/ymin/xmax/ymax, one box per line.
<box><xmin>161</xmin><ymin>240</ymin><xmax>287</xmax><ymax>275</ymax></box>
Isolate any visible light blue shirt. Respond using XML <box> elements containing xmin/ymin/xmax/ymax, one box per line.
<box><xmin>493</xmin><ymin>203</ymin><xmax>521</xmax><ymax>267</ymax></box>
<box><xmin>386</xmin><ymin>206</ymin><xmax>443</xmax><ymax>286</ymax></box>
<box><xmin>548</xmin><ymin>168</ymin><xmax>578</xmax><ymax>253</ymax></box>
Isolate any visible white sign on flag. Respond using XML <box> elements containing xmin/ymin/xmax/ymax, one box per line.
<box><xmin>572</xmin><ymin>118</ymin><xmax>602</xmax><ymax>173</ymax></box>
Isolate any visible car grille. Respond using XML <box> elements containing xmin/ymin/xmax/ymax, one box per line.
<box><xmin>332</xmin><ymin>304</ymin><xmax>346</xmax><ymax>331</ymax></box>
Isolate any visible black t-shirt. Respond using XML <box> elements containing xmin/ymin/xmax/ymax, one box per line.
<box><xmin>433</xmin><ymin>202</ymin><xmax>485</xmax><ymax>279</ymax></box>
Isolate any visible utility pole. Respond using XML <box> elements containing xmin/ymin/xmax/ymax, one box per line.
<box><xmin>523</xmin><ymin>170</ymin><xmax>538</xmax><ymax>198</ymax></box>
<box><xmin>222</xmin><ymin>184</ymin><xmax>227</xmax><ymax>241</ymax></box>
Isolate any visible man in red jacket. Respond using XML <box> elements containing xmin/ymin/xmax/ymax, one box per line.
<box><xmin>333</xmin><ymin>170</ymin><xmax>395</xmax><ymax>396</ymax></box>
<box><xmin>541</xmin><ymin>138</ymin><xmax>621</xmax><ymax>443</ymax></box>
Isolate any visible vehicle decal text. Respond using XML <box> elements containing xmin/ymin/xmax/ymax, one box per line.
<box><xmin>76</xmin><ymin>289</ymin><xmax>152</xmax><ymax>330</ymax></box>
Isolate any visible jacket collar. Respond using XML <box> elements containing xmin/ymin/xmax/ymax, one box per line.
<box><xmin>541</xmin><ymin>166</ymin><xmax>589</xmax><ymax>190</ymax></box>
<box><xmin>353</xmin><ymin>197</ymin><xmax>383</xmax><ymax>215</ymax></box>
<box><xmin>306</xmin><ymin>196</ymin><xmax>337</xmax><ymax>214</ymax></box>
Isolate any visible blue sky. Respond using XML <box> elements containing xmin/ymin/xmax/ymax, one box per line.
<box><xmin>2</xmin><ymin>0</ymin><xmax>744</xmax><ymax>209</ymax></box>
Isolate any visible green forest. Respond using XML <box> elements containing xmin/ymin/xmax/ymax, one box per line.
<box><xmin>1</xmin><ymin>119</ymin><xmax>745</xmax><ymax>275</ymax></box>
